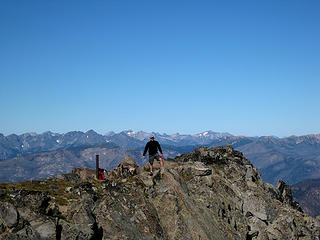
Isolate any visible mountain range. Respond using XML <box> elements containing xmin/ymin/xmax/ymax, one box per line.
<box><xmin>1</xmin><ymin>130</ymin><xmax>320</xmax><ymax>186</ymax></box>
<box><xmin>0</xmin><ymin>130</ymin><xmax>231</xmax><ymax>161</ymax></box>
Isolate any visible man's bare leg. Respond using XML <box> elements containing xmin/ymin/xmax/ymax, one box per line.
<box><xmin>160</xmin><ymin>158</ymin><xmax>164</xmax><ymax>168</ymax></box>
<box><xmin>160</xmin><ymin>158</ymin><xmax>165</xmax><ymax>176</ymax></box>
<box><xmin>149</xmin><ymin>163</ymin><xmax>153</xmax><ymax>175</ymax></box>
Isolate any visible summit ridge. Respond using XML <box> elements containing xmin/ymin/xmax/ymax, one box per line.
<box><xmin>0</xmin><ymin>146</ymin><xmax>319</xmax><ymax>239</ymax></box>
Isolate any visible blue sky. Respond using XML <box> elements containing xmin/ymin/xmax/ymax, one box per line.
<box><xmin>0</xmin><ymin>0</ymin><xmax>319</xmax><ymax>137</ymax></box>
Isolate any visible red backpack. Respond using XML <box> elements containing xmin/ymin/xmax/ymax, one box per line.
<box><xmin>98</xmin><ymin>168</ymin><xmax>106</xmax><ymax>180</ymax></box>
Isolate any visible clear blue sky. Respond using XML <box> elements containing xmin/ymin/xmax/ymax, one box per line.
<box><xmin>1</xmin><ymin>0</ymin><xmax>319</xmax><ymax>137</ymax></box>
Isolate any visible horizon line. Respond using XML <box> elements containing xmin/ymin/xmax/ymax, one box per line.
<box><xmin>1</xmin><ymin>129</ymin><xmax>320</xmax><ymax>139</ymax></box>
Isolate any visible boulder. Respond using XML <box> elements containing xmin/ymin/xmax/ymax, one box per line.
<box><xmin>265</xmin><ymin>183</ymin><xmax>281</xmax><ymax>200</ymax></box>
<box><xmin>277</xmin><ymin>180</ymin><xmax>302</xmax><ymax>211</ymax></box>
<box><xmin>62</xmin><ymin>199</ymin><xmax>101</xmax><ymax>239</ymax></box>
<box><xmin>245</xmin><ymin>165</ymin><xmax>260</xmax><ymax>182</ymax></box>
<box><xmin>28</xmin><ymin>217</ymin><xmax>56</xmax><ymax>239</ymax></box>
<box><xmin>0</xmin><ymin>202</ymin><xmax>18</xmax><ymax>228</ymax></box>
<box><xmin>113</xmin><ymin>156</ymin><xmax>138</xmax><ymax>178</ymax></box>
<box><xmin>71</xmin><ymin>167</ymin><xmax>96</xmax><ymax>181</ymax></box>
<box><xmin>16</xmin><ymin>225</ymin><xmax>42</xmax><ymax>240</ymax></box>
<box><xmin>190</xmin><ymin>161</ymin><xmax>212</xmax><ymax>176</ymax></box>
<box><xmin>243</xmin><ymin>193</ymin><xmax>268</xmax><ymax>221</ymax></box>
<box><xmin>11</xmin><ymin>190</ymin><xmax>50</xmax><ymax>214</ymax></box>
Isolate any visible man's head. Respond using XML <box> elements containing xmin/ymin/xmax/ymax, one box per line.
<box><xmin>150</xmin><ymin>136</ymin><xmax>155</xmax><ymax>141</ymax></box>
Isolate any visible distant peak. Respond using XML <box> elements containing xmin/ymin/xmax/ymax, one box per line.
<box><xmin>21</xmin><ymin>132</ymin><xmax>38</xmax><ymax>137</ymax></box>
<box><xmin>85</xmin><ymin>129</ymin><xmax>98</xmax><ymax>135</ymax></box>
<box><xmin>122</xmin><ymin>129</ymin><xmax>134</xmax><ymax>133</ymax></box>
<box><xmin>42</xmin><ymin>131</ymin><xmax>53</xmax><ymax>134</ymax></box>
<box><xmin>105</xmin><ymin>131</ymin><xmax>115</xmax><ymax>136</ymax></box>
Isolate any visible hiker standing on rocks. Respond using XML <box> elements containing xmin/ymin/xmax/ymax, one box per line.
<box><xmin>142</xmin><ymin>136</ymin><xmax>164</xmax><ymax>176</ymax></box>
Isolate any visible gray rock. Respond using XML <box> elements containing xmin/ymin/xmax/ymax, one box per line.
<box><xmin>0</xmin><ymin>202</ymin><xmax>18</xmax><ymax>228</ymax></box>
<box><xmin>243</xmin><ymin>193</ymin><xmax>268</xmax><ymax>221</ymax></box>
<box><xmin>16</xmin><ymin>225</ymin><xmax>42</xmax><ymax>240</ymax></box>
<box><xmin>12</xmin><ymin>190</ymin><xmax>50</xmax><ymax>214</ymax></box>
<box><xmin>245</xmin><ymin>165</ymin><xmax>258</xmax><ymax>182</ymax></box>
<box><xmin>0</xmin><ymin>221</ymin><xmax>5</xmax><ymax>234</ymax></box>
<box><xmin>112</xmin><ymin>156</ymin><xmax>138</xmax><ymax>178</ymax></box>
<box><xmin>277</xmin><ymin>180</ymin><xmax>302</xmax><ymax>211</ymax></box>
<box><xmin>63</xmin><ymin>199</ymin><xmax>97</xmax><ymax>238</ymax></box>
<box><xmin>265</xmin><ymin>183</ymin><xmax>280</xmax><ymax>200</ymax></box>
<box><xmin>190</xmin><ymin>161</ymin><xmax>212</xmax><ymax>176</ymax></box>
<box><xmin>175</xmin><ymin>145</ymin><xmax>251</xmax><ymax>166</ymax></box>
<box><xmin>29</xmin><ymin>218</ymin><xmax>56</xmax><ymax>239</ymax></box>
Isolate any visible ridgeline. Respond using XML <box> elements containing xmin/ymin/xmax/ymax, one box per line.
<box><xmin>0</xmin><ymin>146</ymin><xmax>319</xmax><ymax>239</ymax></box>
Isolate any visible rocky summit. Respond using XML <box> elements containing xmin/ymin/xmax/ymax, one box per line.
<box><xmin>0</xmin><ymin>146</ymin><xmax>320</xmax><ymax>240</ymax></box>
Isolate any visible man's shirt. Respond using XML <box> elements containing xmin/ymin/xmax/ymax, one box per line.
<box><xmin>143</xmin><ymin>140</ymin><xmax>163</xmax><ymax>156</ymax></box>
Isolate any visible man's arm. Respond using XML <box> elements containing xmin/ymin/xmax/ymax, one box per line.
<box><xmin>157</xmin><ymin>142</ymin><xmax>163</xmax><ymax>155</ymax></box>
<box><xmin>143</xmin><ymin>142</ymin><xmax>149</xmax><ymax>156</ymax></box>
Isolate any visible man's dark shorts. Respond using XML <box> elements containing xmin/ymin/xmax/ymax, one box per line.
<box><xmin>149</xmin><ymin>154</ymin><xmax>161</xmax><ymax>165</ymax></box>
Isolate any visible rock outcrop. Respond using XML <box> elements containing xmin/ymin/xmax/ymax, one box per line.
<box><xmin>111</xmin><ymin>156</ymin><xmax>138</xmax><ymax>179</ymax></box>
<box><xmin>0</xmin><ymin>146</ymin><xmax>320</xmax><ymax>239</ymax></box>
